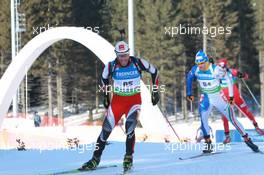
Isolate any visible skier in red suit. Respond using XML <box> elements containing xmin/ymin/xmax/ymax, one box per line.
<box><xmin>217</xmin><ymin>58</ymin><xmax>264</xmax><ymax>144</ymax></box>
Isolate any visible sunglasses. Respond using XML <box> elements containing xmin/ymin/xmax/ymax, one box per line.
<box><xmin>117</xmin><ymin>54</ymin><xmax>129</xmax><ymax>58</ymax></box>
<box><xmin>196</xmin><ymin>61</ymin><xmax>206</xmax><ymax>65</ymax></box>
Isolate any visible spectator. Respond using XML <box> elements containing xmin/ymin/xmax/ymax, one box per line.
<box><xmin>33</xmin><ymin>111</ymin><xmax>41</xmax><ymax>127</ymax></box>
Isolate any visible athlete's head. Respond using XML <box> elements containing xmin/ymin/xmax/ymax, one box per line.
<box><xmin>217</xmin><ymin>58</ymin><xmax>228</xmax><ymax>68</ymax></box>
<box><xmin>115</xmin><ymin>41</ymin><xmax>130</xmax><ymax>66</ymax></box>
<box><xmin>195</xmin><ymin>50</ymin><xmax>209</xmax><ymax>71</ymax></box>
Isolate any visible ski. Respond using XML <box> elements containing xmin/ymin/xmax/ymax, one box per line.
<box><xmin>117</xmin><ymin>168</ymin><xmax>134</xmax><ymax>175</ymax></box>
<box><xmin>115</xmin><ymin>166</ymin><xmax>134</xmax><ymax>175</ymax></box>
<box><xmin>256</xmin><ymin>149</ymin><xmax>264</xmax><ymax>154</ymax></box>
<box><xmin>123</xmin><ymin>168</ymin><xmax>134</xmax><ymax>175</ymax></box>
<box><xmin>179</xmin><ymin>152</ymin><xmax>224</xmax><ymax>160</ymax></box>
<box><xmin>41</xmin><ymin>164</ymin><xmax>118</xmax><ymax>175</ymax></box>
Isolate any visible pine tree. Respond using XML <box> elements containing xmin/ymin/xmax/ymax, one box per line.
<box><xmin>100</xmin><ymin>0</ymin><xmax>128</xmax><ymax>43</ymax></box>
<box><xmin>253</xmin><ymin>0</ymin><xmax>264</xmax><ymax>117</ymax></box>
<box><xmin>174</xmin><ymin>0</ymin><xmax>203</xmax><ymax>119</ymax></box>
<box><xmin>0</xmin><ymin>0</ymin><xmax>11</xmax><ymax>76</ymax></box>
<box><xmin>134</xmin><ymin>0</ymin><xmax>177</xmax><ymax>115</ymax></box>
<box><xmin>203</xmin><ymin>0</ymin><xmax>239</xmax><ymax>61</ymax></box>
<box><xmin>21</xmin><ymin>0</ymin><xmax>74</xmax><ymax>121</ymax></box>
<box><xmin>71</xmin><ymin>0</ymin><xmax>106</xmax><ymax>114</ymax></box>
<box><xmin>233</xmin><ymin>0</ymin><xmax>259</xmax><ymax>113</ymax></box>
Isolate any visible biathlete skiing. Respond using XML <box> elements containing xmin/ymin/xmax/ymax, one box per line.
<box><xmin>79</xmin><ymin>41</ymin><xmax>160</xmax><ymax>173</ymax></box>
<box><xmin>217</xmin><ymin>58</ymin><xmax>264</xmax><ymax>144</ymax></box>
<box><xmin>186</xmin><ymin>50</ymin><xmax>259</xmax><ymax>153</ymax></box>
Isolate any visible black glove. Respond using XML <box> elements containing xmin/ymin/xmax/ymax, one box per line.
<box><xmin>186</xmin><ymin>95</ymin><xmax>194</xmax><ymax>102</ymax></box>
<box><xmin>229</xmin><ymin>96</ymin><xmax>234</xmax><ymax>105</ymax></box>
<box><xmin>237</xmin><ymin>72</ymin><xmax>244</xmax><ymax>78</ymax></box>
<box><xmin>209</xmin><ymin>57</ymin><xmax>214</xmax><ymax>64</ymax></box>
<box><xmin>103</xmin><ymin>94</ymin><xmax>110</xmax><ymax>108</ymax></box>
<box><xmin>151</xmin><ymin>91</ymin><xmax>160</xmax><ymax>105</ymax></box>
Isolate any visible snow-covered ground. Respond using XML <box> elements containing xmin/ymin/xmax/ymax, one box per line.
<box><xmin>0</xmin><ymin>141</ymin><xmax>263</xmax><ymax>175</ymax></box>
<box><xmin>1</xmin><ymin>116</ymin><xmax>264</xmax><ymax>149</ymax></box>
<box><xmin>0</xmin><ymin>115</ymin><xmax>264</xmax><ymax>174</ymax></box>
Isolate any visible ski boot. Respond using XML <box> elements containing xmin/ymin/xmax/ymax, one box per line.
<box><xmin>243</xmin><ymin>134</ymin><xmax>259</xmax><ymax>152</ymax></box>
<box><xmin>223</xmin><ymin>132</ymin><xmax>231</xmax><ymax>144</ymax></box>
<box><xmin>203</xmin><ymin>138</ymin><xmax>213</xmax><ymax>153</ymax></box>
<box><xmin>78</xmin><ymin>156</ymin><xmax>100</xmax><ymax>171</ymax></box>
<box><xmin>254</xmin><ymin>123</ymin><xmax>264</xmax><ymax>135</ymax></box>
<box><xmin>123</xmin><ymin>154</ymin><xmax>133</xmax><ymax>173</ymax></box>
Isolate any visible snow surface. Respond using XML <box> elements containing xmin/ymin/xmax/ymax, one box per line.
<box><xmin>0</xmin><ymin>141</ymin><xmax>264</xmax><ymax>175</ymax></box>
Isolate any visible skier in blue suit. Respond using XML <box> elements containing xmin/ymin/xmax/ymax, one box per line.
<box><xmin>186</xmin><ymin>50</ymin><xmax>259</xmax><ymax>153</ymax></box>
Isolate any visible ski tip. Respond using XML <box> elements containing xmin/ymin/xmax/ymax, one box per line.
<box><xmin>121</xmin><ymin>167</ymin><xmax>133</xmax><ymax>175</ymax></box>
<box><xmin>256</xmin><ymin>150</ymin><xmax>264</xmax><ymax>154</ymax></box>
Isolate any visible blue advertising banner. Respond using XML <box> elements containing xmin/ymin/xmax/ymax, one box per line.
<box><xmin>216</xmin><ymin>129</ymin><xmax>264</xmax><ymax>142</ymax></box>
